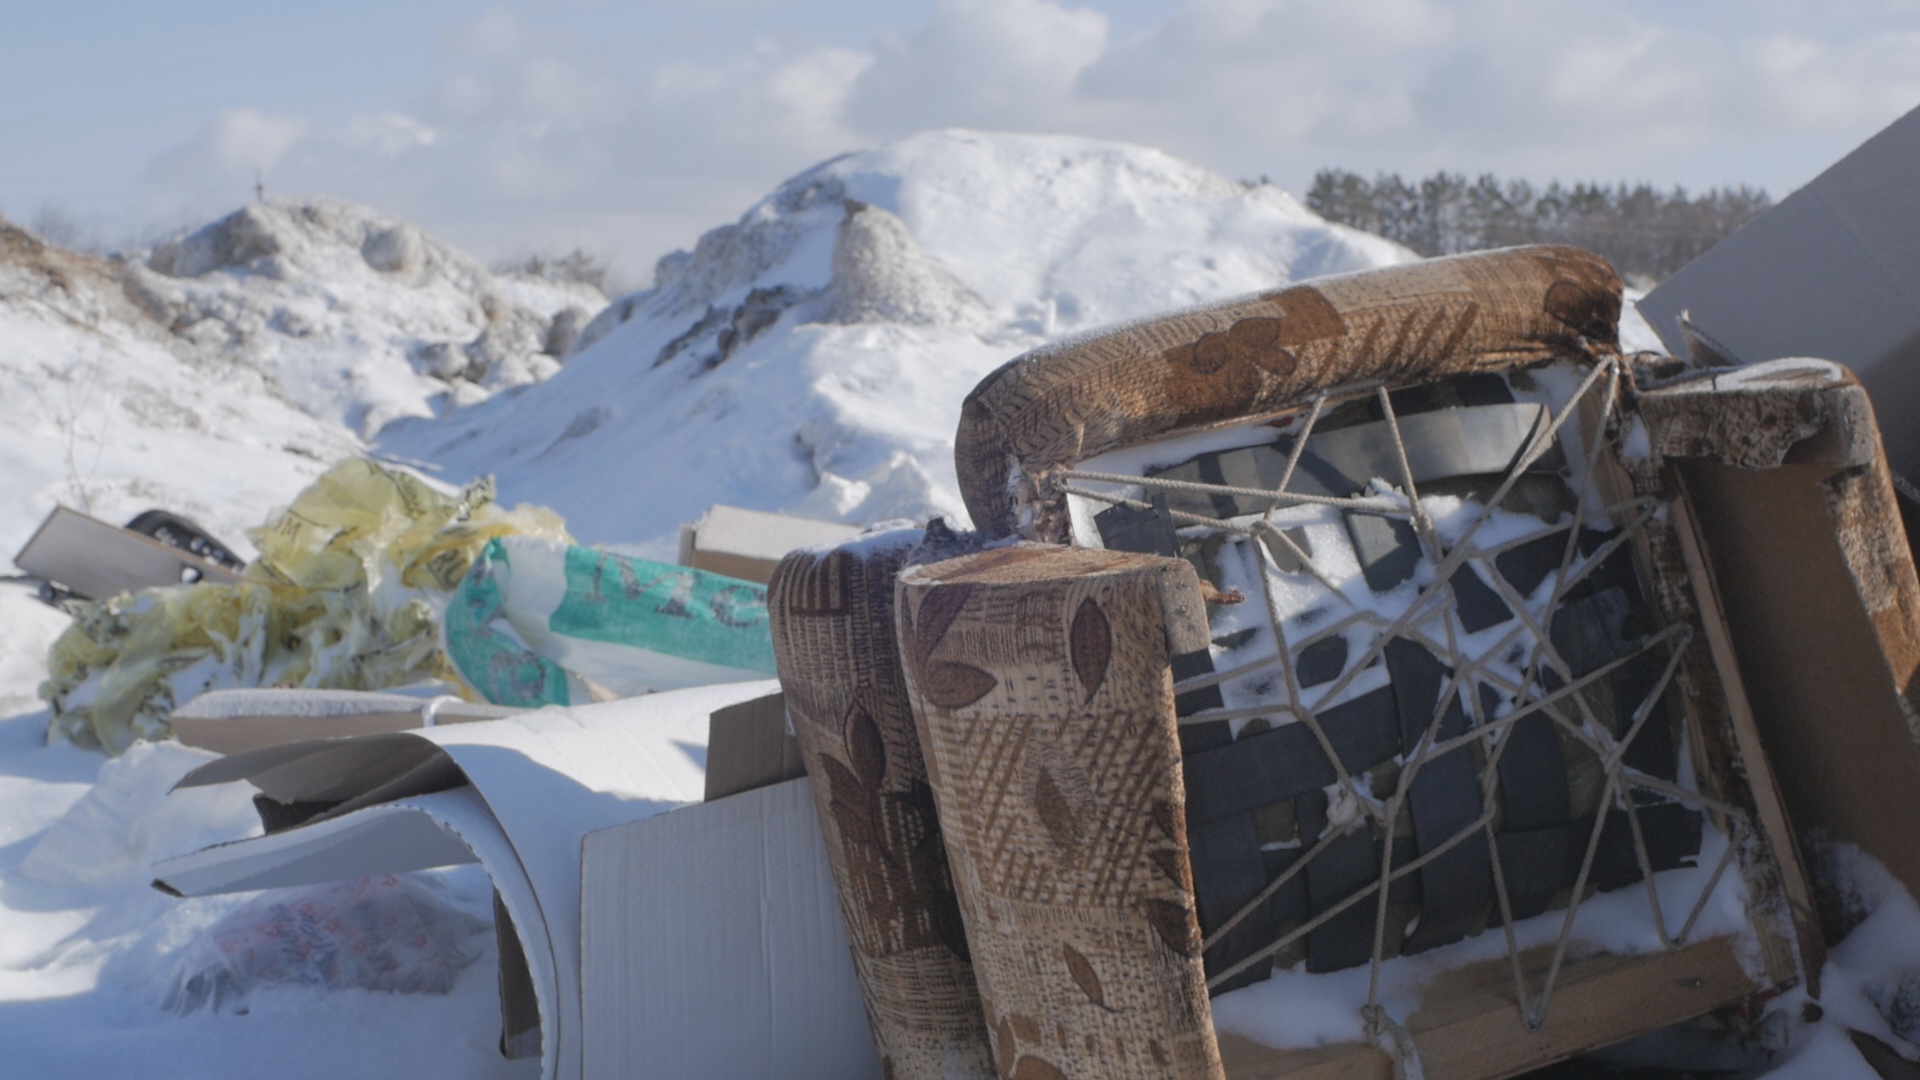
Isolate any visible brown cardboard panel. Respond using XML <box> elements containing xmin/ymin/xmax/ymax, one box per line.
<box><xmin>685</xmin><ymin>549</ymin><xmax>783</xmax><ymax>586</ymax></box>
<box><xmin>680</xmin><ymin>505</ymin><xmax>862</xmax><ymax>585</ymax></box>
<box><xmin>702</xmin><ymin>692</ymin><xmax>804</xmax><ymax>801</ymax></box>
<box><xmin>1680</xmin><ymin>460</ymin><xmax>1920</xmax><ymax>907</ymax></box>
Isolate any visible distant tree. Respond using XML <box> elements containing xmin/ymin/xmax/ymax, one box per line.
<box><xmin>1305</xmin><ymin>168</ymin><xmax>1772</xmax><ymax>283</ymax></box>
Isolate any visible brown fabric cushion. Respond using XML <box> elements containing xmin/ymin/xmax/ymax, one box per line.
<box><xmin>954</xmin><ymin>245</ymin><xmax>1622</xmax><ymax>540</ymax></box>
<box><xmin>768</xmin><ymin>533</ymin><xmax>997</xmax><ymax>1080</ymax></box>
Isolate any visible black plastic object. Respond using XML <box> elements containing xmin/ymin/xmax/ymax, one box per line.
<box><xmin>124</xmin><ymin>510</ymin><xmax>246</xmax><ymax>572</ymax></box>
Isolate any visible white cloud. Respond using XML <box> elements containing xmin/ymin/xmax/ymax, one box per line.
<box><xmin>135</xmin><ymin>0</ymin><xmax>1920</xmax><ymax>280</ymax></box>
<box><xmin>845</xmin><ymin>0</ymin><xmax>1109</xmax><ymax>136</ymax></box>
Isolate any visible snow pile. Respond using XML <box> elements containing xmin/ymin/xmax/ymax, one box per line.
<box><xmin>0</xmin><ymin>216</ymin><xmax>356</xmax><ymax>557</ymax></box>
<box><xmin>131</xmin><ymin>200</ymin><xmax>606</xmax><ymax>435</ymax></box>
<box><xmin>382</xmin><ymin>130</ymin><xmax>1412</xmax><ymax>556</ymax></box>
<box><xmin>0</xmin><ymin>197</ymin><xmax>605</xmax><ymax>563</ymax></box>
<box><xmin>0</xmin><ymin>731</ymin><xmax>520</xmax><ymax>1079</ymax></box>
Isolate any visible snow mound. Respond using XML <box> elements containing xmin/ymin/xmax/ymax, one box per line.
<box><xmin>382</xmin><ymin>130</ymin><xmax>1412</xmax><ymax>553</ymax></box>
<box><xmin>131</xmin><ymin>199</ymin><xmax>606</xmax><ymax>435</ymax></box>
<box><xmin>0</xmin><ymin>215</ymin><xmax>357</xmax><ymax>558</ymax></box>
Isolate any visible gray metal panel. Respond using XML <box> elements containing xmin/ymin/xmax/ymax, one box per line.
<box><xmin>1638</xmin><ymin>104</ymin><xmax>1920</xmax><ymax>476</ymax></box>
<box><xmin>14</xmin><ymin>506</ymin><xmax>243</xmax><ymax>599</ymax></box>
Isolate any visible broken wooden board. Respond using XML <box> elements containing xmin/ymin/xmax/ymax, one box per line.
<box><xmin>1638</xmin><ymin>359</ymin><xmax>1920</xmax><ymax>926</ymax></box>
<box><xmin>1217</xmin><ymin>936</ymin><xmax>1760</xmax><ymax>1080</ymax></box>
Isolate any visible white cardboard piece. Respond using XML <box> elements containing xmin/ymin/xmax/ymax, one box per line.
<box><xmin>1638</xmin><ymin>104</ymin><xmax>1920</xmax><ymax>478</ymax></box>
<box><xmin>152</xmin><ymin>679</ymin><xmax>780</xmax><ymax>1080</ymax></box>
<box><xmin>13</xmin><ymin>505</ymin><xmax>244</xmax><ymax>599</ymax></box>
<box><xmin>169</xmin><ymin>688</ymin><xmax>523</xmax><ymax>755</ymax></box>
<box><xmin>580</xmin><ymin>777</ymin><xmax>881</xmax><ymax>1080</ymax></box>
<box><xmin>676</xmin><ymin>504</ymin><xmax>863</xmax><ymax>585</ymax></box>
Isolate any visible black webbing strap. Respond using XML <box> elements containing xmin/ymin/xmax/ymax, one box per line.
<box><xmin>1491</xmin><ymin>802</ymin><xmax>1705</xmax><ymax>922</ymax></box>
<box><xmin>1385</xmin><ymin>640</ymin><xmax>1493</xmax><ymax>953</ymax></box>
<box><xmin>1297</xmin><ymin>791</ymin><xmax>1379</xmax><ymax>973</ymax></box>
<box><xmin>1550</xmin><ymin>586</ymin><xmax>1634</xmax><ymax>676</ymax></box>
<box><xmin>1294</xmin><ymin>634</ymin><xmax>1347</xmax><ymax>688</ymax></box>
<box><xmin>1613</xmin><ymin>648</ymin><xmax>1679</xmax><ymax>791</ymax></box>
<box><xmin>1345</xmin><ymin>511</ymin><xmax>1423</xmax><ymax>592</ymax></box>
<box><xmin>1182</xmin><ymin>685</ymin><xmax>1401</xmax><ymax>825</ymax></box>
<box><xmin>1449</xmin><ymin>561</ymin><xmax>1512</xmax><ymax>632</ymax></box>
<box><xmin>1095</xmin><ymin>494</ymin><xmax>1227</xmax><ymax>725</ymax></box>
<box><xmin>1493</xmin><ymin>701</ymin><xmax>1575</xmax><ymax>829</ymax></box>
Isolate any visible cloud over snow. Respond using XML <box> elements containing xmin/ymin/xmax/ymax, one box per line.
<box><xmin>136</xmin><ymin>0</ymin><xmax>1920</xmax><ymax>281</ymax></box>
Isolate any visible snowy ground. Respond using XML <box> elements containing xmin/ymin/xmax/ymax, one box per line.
<box><xmin>0</xmin><ymin>131</ymin><xmax>1913</xmax><ymax>1078</ymax></box>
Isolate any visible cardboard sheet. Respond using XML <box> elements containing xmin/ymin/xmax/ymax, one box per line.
<box><xmin>580</xmin><ymin>778</ymin><xmax>881</xmax><ymax>1080</ymax></box>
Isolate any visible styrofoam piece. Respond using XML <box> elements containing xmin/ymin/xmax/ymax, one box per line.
<box><xmin>580</xmin><ymin>777</ymin><xmax>881</xmax><ymax>1080</ymax></box>
<box><xmin>152</xmin><ymin>679</ymin><xmax>780</xmax><ymax>1080</ymax></box>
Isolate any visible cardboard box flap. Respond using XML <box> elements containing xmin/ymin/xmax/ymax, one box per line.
<box><xmin>580</xmin><ymin>777</ymin><xmax>882</xmax><ymax>1080</ymax></box>
<box><xmin>175</xmin><ymin>732</ymin><xmax>440</xmax><ymax>805</ymax></box>
<box><xmin>702</xmin><ymin>691</ymin><xmax>805</xmax><ymax>801</ymax></box>
<box><xmin>153</xmin><ymin>789</ymin><xmax>489</xmax><ymax>896</ymax></box>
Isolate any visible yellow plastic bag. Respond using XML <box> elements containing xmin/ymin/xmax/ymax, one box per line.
<box><xmin>41</xmin><ymin>459</ymin><xmax>570</xmax><ymax>753</ymax></box>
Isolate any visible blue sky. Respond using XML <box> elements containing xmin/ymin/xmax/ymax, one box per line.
<box><xmin>4</xmin><ymin>0</ymin><xmax>1916</xmax><ymax>280</ymax></box>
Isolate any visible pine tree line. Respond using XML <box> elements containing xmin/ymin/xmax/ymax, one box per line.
<box><xmin>1304</xmin><ymin>169</ymin><xmax>1772</xmax><ymax>283</ymax></box>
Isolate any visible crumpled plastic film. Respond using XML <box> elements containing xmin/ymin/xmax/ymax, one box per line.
<box><xmin>443</xmin><ymin>536</ymin><xmax>777</xmax><ymax>708</ymax></box>
<box><xmin>160</xmin><ymin>874</ymin><xmax>491</xmax><ymax>1015</ymax></box>
<box><xmin>40</xmin><ymin>458</ymin><xmax>570</xmax><ymax>753</ymax></box>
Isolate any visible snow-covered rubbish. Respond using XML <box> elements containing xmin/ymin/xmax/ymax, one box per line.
<box><xmin>757</xmin><ymin>244</ymin><xmax>1920</xmax><ymax>1080</ymax></box>
<box><xmin>150</xmin><ymin>681</ymin><xmax>881</xmax><ymax>1080</ymax></box>
<box><xmin>41</xmin><ymin>458</ymin><xmax>568</xmax><ymax>751</ymax></box>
